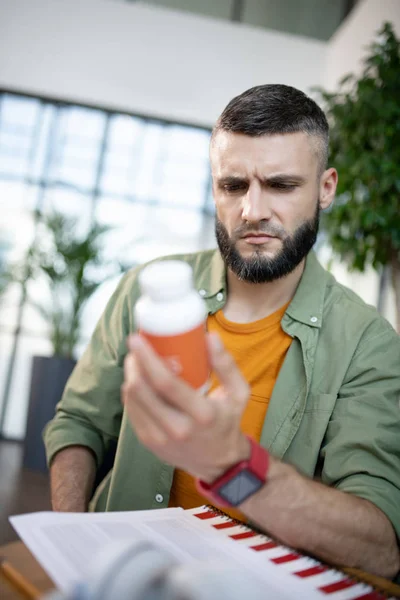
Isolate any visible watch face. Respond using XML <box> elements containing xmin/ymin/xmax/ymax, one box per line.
<box><xmin>218</xmin><ymin>470</ymin><xmax>263</xmax><ymax>506</ymax></box>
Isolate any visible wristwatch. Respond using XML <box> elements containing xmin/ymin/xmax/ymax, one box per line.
<box><xmin>196</xmin><ymin>436</ymin><xmax>269</xmax><ymax>508</ymax></box>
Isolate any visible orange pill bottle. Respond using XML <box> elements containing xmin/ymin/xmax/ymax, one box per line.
<box><xmin>135</xmin><ymin>261</ymin><xmax>209</xmax><ymax>393</ymax></box>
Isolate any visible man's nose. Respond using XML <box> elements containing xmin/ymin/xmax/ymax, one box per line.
<box><xmin>241</xmin><ymin>182</ymin><xmax>273</xmax><ymax>222</ymax></box>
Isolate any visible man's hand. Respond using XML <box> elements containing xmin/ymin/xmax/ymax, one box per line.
<box><xmin>122</xmin><ymin>332</ymin><xmax>250</xmax><ymax>483</ymax></box>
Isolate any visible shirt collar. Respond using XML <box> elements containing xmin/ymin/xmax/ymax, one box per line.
<box><xmin>196</xmin><ymin>250</ymin><xmax>226</xmax><ymax>299</ymax></box>
<box><xmin>284</xmin><ymin>251</ymin><xmax>329</xmax><ymax>329</ymax></box>
<box><xmin>197</xmin><ymin>249</ymin><xmax>329</xmax><ymax>328</ymax></box>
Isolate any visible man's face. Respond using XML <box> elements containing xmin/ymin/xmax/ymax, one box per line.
<box><xmin>210</xmin><ymin>131</ymin><xmax>325</xmax><ymax>283</ymax></box>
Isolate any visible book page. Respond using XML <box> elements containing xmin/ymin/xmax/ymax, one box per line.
<box><xmin>10</xmin><ymin>508</ymin><xmax>323</xmax><ymax>599</ymax></box>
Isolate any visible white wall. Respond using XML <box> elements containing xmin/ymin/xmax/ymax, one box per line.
<box><xmin>325</xmin><ymin>0</ymin><xmax>400</xmax><ymax>91</ymax></box>
<box><xmin>0</xmin><ymin>0</ymin><xmax>326</xmax><ymax>128</ymax></box>
<box><xmin>322</xmin><ymin>0</ymin><xmax>400</xmax><ymax>328</ymax></box>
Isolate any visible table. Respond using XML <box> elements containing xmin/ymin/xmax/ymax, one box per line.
<box><xmin>1</xmin><ymin>540</ymin><xmax>400</xmax><ymax>599</ymax></box>
<box><xmin>0</xmin><ymin>541</ymin><xmax>55</xmax><ymax>599</ymax></box>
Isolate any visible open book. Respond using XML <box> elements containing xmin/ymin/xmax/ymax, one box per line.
<box><xmin>10</xmin><ymin>505</ymin><xmax>393</xmax><ymax>599</ymax></box>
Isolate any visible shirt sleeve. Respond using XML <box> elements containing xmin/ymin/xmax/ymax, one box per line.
<box><xmin>43</xmin><ymin>268</ymin><xmax>140</xmax><ymax>468</ymax></box>
<box><xmin>320</xmin><ymin>318</ymin><xmax>400</xmax><ymax>541</ymax></box>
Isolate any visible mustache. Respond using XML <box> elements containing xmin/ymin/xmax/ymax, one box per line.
<box><xmin>232</xmin><ymin>222</ymin><xmax>286</xmax><ymax>241</ymax></box>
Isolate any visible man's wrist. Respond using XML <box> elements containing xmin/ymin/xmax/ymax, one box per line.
<box><xmin>199</xmin><ymin>435</ymin><xmax>251</xmax><ymax>484</ymax></box>
<box><xmin>239</xmin><ymin>455</ymin><xmax>296</xmax><ymax>515</ymax></box>
<box><xmin>196</xmin><ymin>436</ymin><xmax>269</xmax><ymax>508</ymax></box>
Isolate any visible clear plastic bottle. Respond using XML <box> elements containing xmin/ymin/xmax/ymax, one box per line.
<box><xmin>135</xmin><ymin>260</ymin><xmax>209</xmax><ymax>393</ymax></box>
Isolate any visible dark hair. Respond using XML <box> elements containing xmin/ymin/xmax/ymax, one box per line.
<box><xmin>212</xmin><ymin>84</ymin><xmax>329</xmax><ymax>174</ymax></box>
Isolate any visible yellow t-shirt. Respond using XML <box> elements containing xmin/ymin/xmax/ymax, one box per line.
<box><xmin>168</xmin><ymin>302</ymin><xmax>292</xmax><ymax>519</ymax></box>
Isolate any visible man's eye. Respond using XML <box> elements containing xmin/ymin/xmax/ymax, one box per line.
<box><xmin>272</xmin><ymin>183</ymin><xmax>296</xmax><ymax>191</ymax></box>
<box><xmin>224</xmin><ymin>184</ymin><xmax>246</xmax><ymax>192</ymax></box>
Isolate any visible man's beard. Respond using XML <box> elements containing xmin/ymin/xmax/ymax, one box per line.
<box><xmin>215</xmin><ymin>204</ymin><xmax>320</xmax><ymax>284</ymax></box>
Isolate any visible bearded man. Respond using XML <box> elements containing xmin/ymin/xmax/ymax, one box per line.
<box><xmin>45</xmin><ymin>84</ymin><xmax>400</xmax><ymax>578</ymax></box>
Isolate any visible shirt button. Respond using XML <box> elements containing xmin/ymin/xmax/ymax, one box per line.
<box><xmin>199</xmin><ymin>289</ymin><xmax>207</xmax><ymax>297</ymax></box>
<box><xmin>216</xmin><ymin>292</ymin><xmax>224</xmax><ymax>302</ymax></box>
<box><xmin>310</xmin><ymin>316</ymin><xmax>318</xmax><ymax>323</ymax></box>
<box><xmin>155</xmin><ymin>493</ymin><xmax>164</xmax><ymax>503</ymax></box>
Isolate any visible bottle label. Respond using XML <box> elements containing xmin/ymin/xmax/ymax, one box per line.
<box><xmin>139</xmin><ymin>323</ymin><xmax>209</xmax><ymax>391</ymax></box>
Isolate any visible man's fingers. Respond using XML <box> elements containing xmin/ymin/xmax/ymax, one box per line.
<box><xmin>122</xmin><ymin>368</ymin><xmax>193</xmax><ymax>443</ymax></box>
<box><xmin>122</xmin><ymin>384</ymin><xmax>168</xmax><ymax>447</ymax></box>
<box><xmin>124</xmin><ymin>352</ymin><xmax>138</xmax><ymax>384</ymax></box>
<box><xmin>207</xmin><ymin>333</ymin><xmax>249</xmax><ymax>405</ymax></box>
<box><xmin>127</xmin><ymin>334</ymin><xmax>214</xmax><ymax>425</ymax></box>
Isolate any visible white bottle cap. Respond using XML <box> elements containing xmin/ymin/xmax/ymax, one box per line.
<box><xmin>138</xmin><ymin>260</ymin><xmax>194</xmax><ymax>301</ymax></box>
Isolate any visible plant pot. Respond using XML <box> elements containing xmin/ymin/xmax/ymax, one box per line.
<box><xmin>23</xmin><ymin>355</ymin><xmax>76</xmax><ymax>472</ymax></box>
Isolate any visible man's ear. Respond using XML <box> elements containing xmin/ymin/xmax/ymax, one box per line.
<box><xmin>319</xmin><ymin>168</ymin><xmax>338</xmax><ymax>211</ymax></box>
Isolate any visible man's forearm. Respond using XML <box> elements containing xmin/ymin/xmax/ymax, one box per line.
<box><xmin>241</xmin><ymin>457</ymin><xmax>400</xmax><ymax>579</ymax></box>
<box><xmin>50</xmin><ymin>445</ymin><xmax>96</xmax><ymax>512</ymax></box>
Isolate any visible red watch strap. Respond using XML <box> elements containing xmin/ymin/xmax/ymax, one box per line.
<box><xmin>245</xmin><ymin>436</ymin><xmax>269</xmax><ymax>480</ymax></box>
<box><xmin>196</xmin><ymin>436</ymin><xmax>269</xmax><ymax>508</ymax></box>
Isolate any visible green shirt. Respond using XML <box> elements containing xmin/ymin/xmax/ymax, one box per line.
<box><xmin>43</xmin><ymin>250</ymin><xmax>400</xmax><ymax>540</ymax></box>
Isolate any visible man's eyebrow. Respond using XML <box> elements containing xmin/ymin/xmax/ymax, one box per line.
<box><xmin>263</xmin><ymin>174</ymin><xmax>306</xmax><ymax>185</ymax></box>
<box><xmin>216</xmin><ymin>174</ymin><xmax>307</xmax><ymax>188</ymax></box>
<box><xmin>216</xmin><ymin>176</ymin><xmax>248</xmax><ymax>185</ymax></box>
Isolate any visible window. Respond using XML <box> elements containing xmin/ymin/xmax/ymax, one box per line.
<box><xmin>0</xmin><ymin>92</ymin><xmax>214</xmax><ymax>438</ymax></box>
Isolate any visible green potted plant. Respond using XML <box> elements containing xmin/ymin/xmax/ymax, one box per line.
<box><xmin>316</xmin><ymin>22</ymin><xmax>400</xmax><ymax>332</ymax></box>
<box><xmin>22</xmin><ymin>210</ymin><xmax>126</xmax><ymax>470</ymax></box>
<box><xmin>29</xmin><ymin>211</ymin><xmax>124</xmax><ymax>359</ymax></box>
